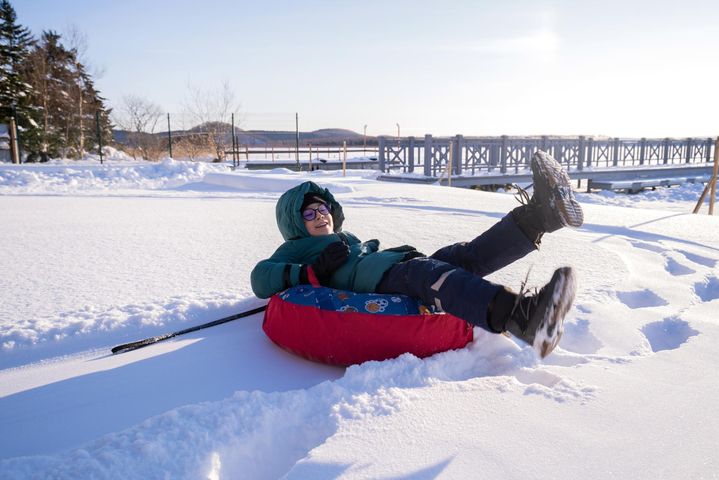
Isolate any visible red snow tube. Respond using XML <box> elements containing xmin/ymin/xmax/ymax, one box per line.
<box><xmin>262</xmin><ymin>285</ymin><xmax>473</xmax><ymax>366</ymax></box>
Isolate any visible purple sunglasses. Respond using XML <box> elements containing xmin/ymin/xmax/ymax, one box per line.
<box><xmin>302</xmin><ymin>202</ymin><xmax>331</xmax><ymax>221</ymax></box>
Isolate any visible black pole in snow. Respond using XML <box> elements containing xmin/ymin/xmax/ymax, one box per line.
<box><xmin>167</xmin><ymin>113</ymin><xmax>173</xmax><ymax>158</ymax></box>
<box><xmin>231</xmin><ymin>112</ymin><xmax>236</xmax><ymax>168</ymax></box>
<box><xmin>295</xmin><ymin>112</ymin><xmax>300</xmax><ymax>170</ymax></box>
<box><xmin>95</xmin><ymin>110</ymin><xmax>103</xmax><ymax>164</ymax></box>
<box><xmin>111</xmin><ymin>304</ymin><xmax>268</xmax><ymax>354</ymax></box>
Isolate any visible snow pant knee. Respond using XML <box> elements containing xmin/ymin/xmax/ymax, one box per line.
<box><xmin>376</xmin><ymin>257</ymin><xmax>502</xmax><ymax>332</ymax></box>
<box><xmin>429</xmin><ymin>213</ymin><xmax>536</xmax><ymax>278</ymax></box>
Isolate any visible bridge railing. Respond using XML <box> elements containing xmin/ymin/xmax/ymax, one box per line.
<box><xmin>378</xmin><ymin>135</ymin><xmax>715</xmax><ymax>176</ymax></box>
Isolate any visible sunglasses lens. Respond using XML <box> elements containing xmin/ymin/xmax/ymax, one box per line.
<box><xmin>302</xmin><ymin>203</ymin><xmax>330</xmax><ymax>221</ymax></box>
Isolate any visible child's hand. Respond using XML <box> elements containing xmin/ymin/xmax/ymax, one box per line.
<box><xmin>310</xmin><ymin>241</ymin><xmax>350</xmax><ymax>283</ymax></box>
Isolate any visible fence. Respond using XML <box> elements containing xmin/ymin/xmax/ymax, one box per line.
<box><xmin>225</xmin><ymin>145</ymin><xmax>378</xmax><ymax>164</ymax></box>
<box><xmin>378</xmin><ymin>135</ymin><xmax>716</xmax><ymax>177</ymax></box>
<box><xmin>155</xmin><ymin>111</ymin><xmax>377</xmax><ymax>164</ymax></box>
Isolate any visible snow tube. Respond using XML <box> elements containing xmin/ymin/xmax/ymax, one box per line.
<box><xmin>262</xmin><ymin>285</ymin><xmax>473</xmax><ymax>366</ymax></box>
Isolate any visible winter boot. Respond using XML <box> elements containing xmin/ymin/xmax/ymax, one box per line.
<box><xmin>489</xmin><ymin>267</ymin><xmax>576</xmax><ymax>358</ymax></box>
<box><xmin>511</xmin><ymin>150</ymin><xmax>584</xmax><ymax>244</ymax></box>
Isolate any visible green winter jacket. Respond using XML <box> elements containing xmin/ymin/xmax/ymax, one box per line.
<box><xmin>251</xmin><ymin>181</ymin><xmax>415</xmax><ymax>299</ymax></box>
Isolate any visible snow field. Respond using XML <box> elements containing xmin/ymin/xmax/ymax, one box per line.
<box><xmin>1</xmin><ymin>162</ymin><xmax>718</xmax><ymax>479</ymax></box>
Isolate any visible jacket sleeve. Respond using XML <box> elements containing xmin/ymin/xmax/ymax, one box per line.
<box><xmin>251</xmin><ymin>242</ymin><xmax>307</xmax><ymax>299</ymax></box>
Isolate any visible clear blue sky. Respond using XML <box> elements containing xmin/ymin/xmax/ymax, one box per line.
<box><xmin>12</xmin><ymin>0</ymin><xmax>719</xmax><ymax>137</ymax></box>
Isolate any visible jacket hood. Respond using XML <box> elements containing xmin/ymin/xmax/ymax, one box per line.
<box><xmin>276</xmin><ymin>181</ymin><xmax>345</xmax><ymax>240</ymax></box>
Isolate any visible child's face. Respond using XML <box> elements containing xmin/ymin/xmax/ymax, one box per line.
<box><xmin>302</xmin><ymin>202</ymin><xmax>334</xmax><ymax>237</ymax></box>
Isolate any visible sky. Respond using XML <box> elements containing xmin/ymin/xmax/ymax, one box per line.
<box><xmin>12</xmin><ymin>0</ymin><xmax>719</xmax><ymax>138</ymax></box>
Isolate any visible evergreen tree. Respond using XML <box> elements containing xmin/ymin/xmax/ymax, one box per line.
<box><xmin>26</xmin><ymin>31</ymin><xmax>111</xmax><ymax>158</ymax></box>
<box><xmin>22</xmin><ymin>31</ymin><xmax>68</xmax><ymax>155</ymax></box>
<box><xmin>0</xmin><ymin>0</ymin><xmax>38</xmax><ymax>140</ymax></box>
<box><xmin>2</xmin><ymin>2</ymin><xmax>112</xmax><ymax>159</ymax></box>
<box><xmin>22</xmin><ymin>30</ymin><xmax>113</xmax><ymax>157</ymax></box>
<box><xmin>70</xmin><ymin>60</ymin><xmax>112</xmax><ymax>156</ymax></box>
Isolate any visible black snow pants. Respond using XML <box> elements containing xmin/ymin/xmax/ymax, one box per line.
<box><xmin>375</xmin><ymin>213</ymin><xmax>536</xmax><ymax>332</ymax></box>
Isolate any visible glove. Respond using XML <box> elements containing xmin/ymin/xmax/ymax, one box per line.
<box><xmin>301</xmin><ymin>241</ymin><xmax>350</xmax><ymax>285</ymax></box>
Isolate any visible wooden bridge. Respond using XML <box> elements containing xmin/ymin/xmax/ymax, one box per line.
<box><xmin>376</xmin><ymin>135</ymin><xmax>717</xmax><ymax>192</ymax></box>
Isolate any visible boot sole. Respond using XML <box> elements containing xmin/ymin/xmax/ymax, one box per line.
<box><xmin>531</xmin><ymin>151</ymin><xmax>584</xmax><ymax>228</ymax></box>
<box><xmin>533</xmin><ymin>267</ymin><xmax>576</xmax><ymax>358</ymax></box>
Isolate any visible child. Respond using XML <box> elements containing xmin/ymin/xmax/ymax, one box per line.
<box><xmin>251</xmin><ymin>151</ymin><xmax>583</xmax><ymax>358</ymax></box>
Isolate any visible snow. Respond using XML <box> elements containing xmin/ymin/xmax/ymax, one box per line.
<box><xmin>575</xmin><ymin>182</ymin><xmax>715</xmax><ymax>211</ymax></box>
<box><xmin>1</xmin><ymin>159</ymin><xmax>718</xmax><ymax>479</ymax></box>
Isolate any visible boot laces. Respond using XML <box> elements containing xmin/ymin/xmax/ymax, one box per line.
<box><xmin>513</xmin><ymin>184</ymin><xmax>534</xmax><ymax>206</ymax></box>
<box><xmin>509</xmin><ymin>267</ymin><xmax>540</xmax><ymax>333</ymax></box>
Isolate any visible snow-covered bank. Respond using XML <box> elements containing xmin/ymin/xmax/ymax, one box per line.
<box><xmin>575</xmin><ymin>181</ymin><xmax>715</xmax><ymax>211</ymax></box>
<box><xmin>0</xmin><ymin>158</ymin><xmax>229</xmax><ymax>194</ymax></box>
<box><xmin>1</xmin><ymin>162</ymin><xmax>718</xmax><ymax>479</ymax></box>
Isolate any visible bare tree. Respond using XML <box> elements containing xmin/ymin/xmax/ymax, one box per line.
<box><xmin>64</xmin><ymin>25</ymin><xmax>92</xmax><ymax>157</ymax></box>
<box><xmin>114</xmin><ymin>94</ymin><xmax>163</xmax><ymax>160</ymax></box>
<box><xmin>64</xmin><ymin>24</ymin><xmax>106</xmax><ymax>80</ymax></box>
<box><xmin>174</xmin><ymin>134</ymin><xmax>210</xmax><ymax>161</ymax></box>
<box><xmin>182</xmin><ymin>81</ymin><xmax>240</xmax><ymax>162</ymax></box>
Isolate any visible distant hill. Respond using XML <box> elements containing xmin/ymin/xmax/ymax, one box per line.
<box><xmin>113</xmin><ymin>124</ymin><xmax>374</xmax><ymax>147</ymax></box>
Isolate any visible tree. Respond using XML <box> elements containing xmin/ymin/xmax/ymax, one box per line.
<box><xmin>21</xmin><ymin>30</ymin><xmax>112</xmax><ymax>158</ymax></box>
<box><xmin>113</xmin><ymin>94</ymin><xmax>164</xmax><ymax>160</ymax></box>
<box><xmin>22</xmin><ymin>31</ymin><xmax>75</xmax><ymax>156</ymax></box>
<box><xmin>0</xmin><ymin>0</ymin><xmax>38</xmax><ymax>146</ymax></box>
<box><xmin>182</xmin><ymin>81</ymin><xmax>240</xmax><ymax>161</ymax></box>
<box><xmin>1</xmin><ymin>6</ymin><xmax>111</xmax><ymax>159</ymax></box>
<box><xmin>63</xmin><ymin>24</ymin><xmax>111</xmax><ymax>158</ymax></box>
<box><xmin>83</xmin><ymin>80</ymin><xmax>113</xmax><ymax>158</ymax></box>
<box><xmin>67</xmin><ymin>57</ymin><xmax>112</xmax><ymax>157</ymax></box>
<box><xmin>173</xmin><ymin>132</ymin><xmax>210</xmax><ymax>161</ymax></box>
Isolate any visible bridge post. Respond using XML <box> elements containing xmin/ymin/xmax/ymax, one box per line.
<box><xmin>612</xmin><ymin>138</ymin><xmax>620</xmax><ymax>166</ymax></box>
<box><xmin>489</xmin><ymin>141</ymin><xmax>499</xmax><ymax>171</ymax></box>
<box><xmin>378</xmin><ymin>136</ymin><xmax>386</xmax><ymax>172</ymax></box>
<box><xmin>685</xmin><ymin>138</ymin><xmax>693</xmax><ymax>163</ymax></box>
<box><xmin>424</xmin><ymin>134</ymin><xmax>432</xmax><ymax>177</ymax></box>
<box><xmin>500</xmin><ymin>135</ymin><xmax>508</xmax><ymax>174</ymax></box>
<box><xmin>541</xmin><ymin>135</ymin><xmax>548</xmax><ymax>152</ymax></box>
<box><xmin>663</xmin><ymin>138</ymin><xmax>670</xmax><ymax>164</ymax></box>
<box><xmin>455</xmin><ymin>135</ymin><xmax>464</xmax><ymax>175</ymax></box>
<box><xmin>639</xmin><ymin>138</ymin><xmax>646</xmax><ymax>165</ymax></box>
<box><xmin>578</xmin><ymin>136</ymin><xmax>586</xmax><ymax>171</ymax></box>
<box><xmin>408</xmin><ymin>136</ymin><xmax>415</xmax><ymax>173</ymax></box>
<box><xmin>707</xmin><ymin>137</ymin><xmax>713</xmax><ymax>163</ymax></box>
